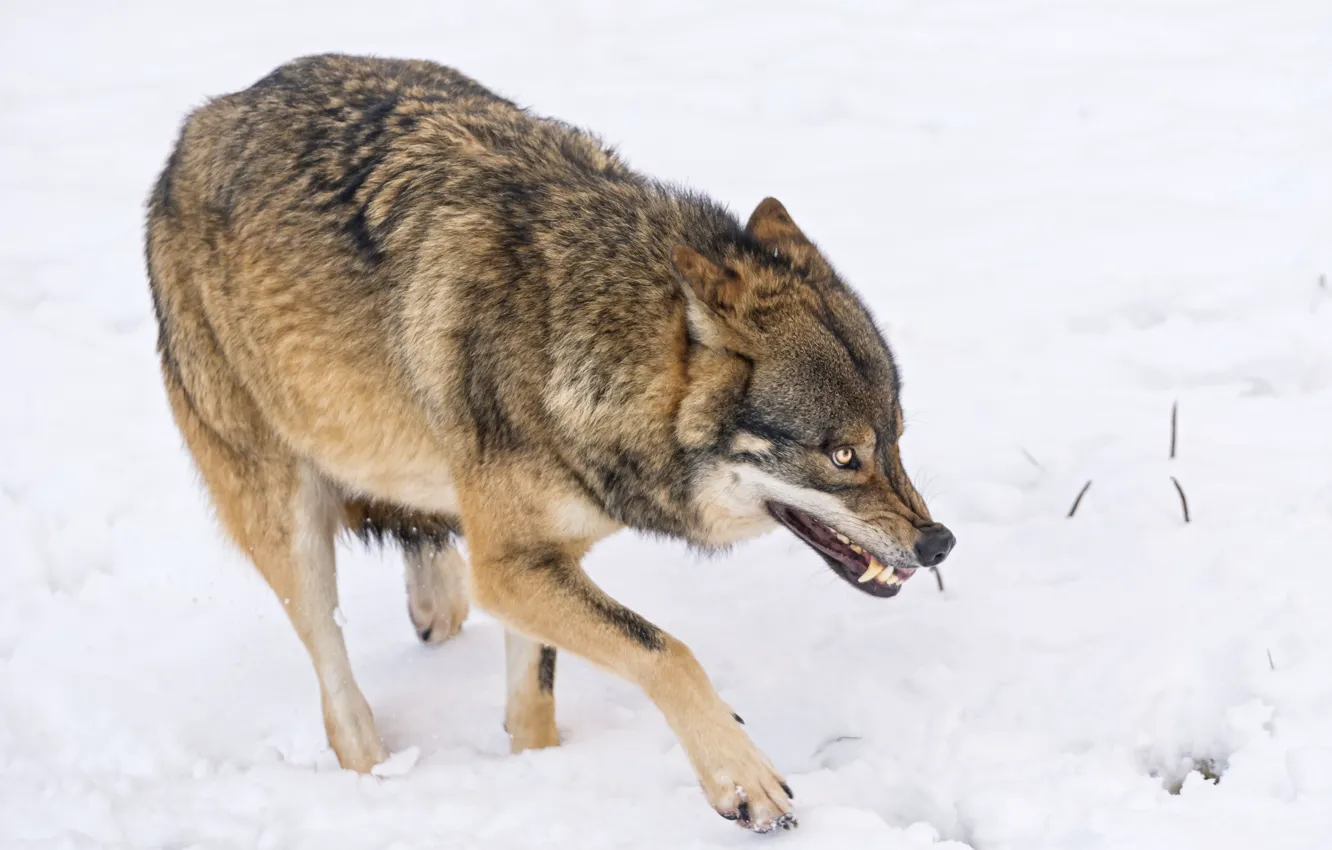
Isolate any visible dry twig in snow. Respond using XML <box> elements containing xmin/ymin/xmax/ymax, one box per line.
<box><xmin>1170</xmin><ymin>476</ymin><xmax>1191</xmax><ymax>523</ymax></box>
<box><xmin>1067</xmin><ymin>480</ymin><xmax>1093</xmax><ymax>518</ymax></box>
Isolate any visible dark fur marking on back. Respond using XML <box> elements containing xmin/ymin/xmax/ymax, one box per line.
<box><xmin>344</xmin><ymin>210</ymin><xmax>386</xmax><ymax>264</ymax></box>
<box><xmin>290</xmin><ymin>84</ymin><xmax>405</xmax><ymax>266</ymax></box>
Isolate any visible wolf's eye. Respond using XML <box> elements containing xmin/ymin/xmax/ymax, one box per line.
<box><xmin>830</xmin><ymin>447</ymin><xmax>857</xmax><ymax>468</ymax></box>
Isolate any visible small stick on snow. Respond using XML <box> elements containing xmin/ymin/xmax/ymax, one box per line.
<box><xmin>1170</xmin><ymin>401</ymin><xmax>1178</xmax><ymax>460</ymax></box>
<box><xmin>1320</xmin><ymin>273</ymin><xmax>1327</xmax><ymax>290</ymax></box>
<box><xmin>1267</xmin><ymin>649</ymin><xmax>1276</xmax><ymax>671</ymax></box>
<box><xmin>932</xmin><ymin>567</ymin><xmax>946</xmax><ymax>593</ymax></box>
<box><xmin>1020</xmin><ymin>447</ymin><xmax>1044</xmax><ymax>471</ymax></box>
<box><xmin>1066</xmin><ymin>480</ymin><xmax>1093</xmax><ymax>518</ymax></box>
<box><xmin>1170</xmin><ymin>476</ymin><xmax>1191</xmax><ymax>523</ymax></box>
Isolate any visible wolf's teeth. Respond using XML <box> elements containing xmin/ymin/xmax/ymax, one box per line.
<box><xmin>875</xmin><ymin>571</ymin><xmax>902</xmax><ymax>586</ymax></box>
<box><xmin>858</xmin><ymin>559</ymin><xmax>885</xmax><ymax>583</ymax></box>
<box><xmin>849</xmin><ymin>543</ymin><xmax>863</xmax><ymax>554</ymax></box>
<box><xmin>836</xmin><ymin>533</ymin><xmax>850</xmax><ymax>544</ymax></box>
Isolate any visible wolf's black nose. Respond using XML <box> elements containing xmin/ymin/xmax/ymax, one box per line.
<box><xmin>915</xmin><ymin>526</ymin><xmax>955</xmax><ymax>567</ymax></box>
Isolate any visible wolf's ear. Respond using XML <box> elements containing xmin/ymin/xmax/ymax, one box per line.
<box><xmin>671</xmin><ymin>245</ymin><xmax>748</xmax><ymax>312</ymax></box>
<box><xmin>746</xmin><ymin>197</ymin><xmax>828</xmax><ymax>273</ymax></box>
<box><xmin>670</xmin><ymin>244</ymin><xmax>752</xmax><ymax>351</ymax></box>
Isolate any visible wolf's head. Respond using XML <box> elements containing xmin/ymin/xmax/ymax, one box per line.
<box><xmin>678</xmin><ymin>198</ymin><xmax>954</xmax><ymax>597</ymax></box>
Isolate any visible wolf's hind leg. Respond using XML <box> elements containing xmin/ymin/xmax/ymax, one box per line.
<box><xmin>504</xmin><ymin>631</ymin><xmax>558</xmax><ymax>752</ymax></box>
<box><xmin>166</xmin><ymin>376</ymin><xmax>387</xmax><ymax>771</ymax></box>
<box><xmin>272</xmin><ymin>465</ymin><xmax>388</xmax><ymax>772</ymax></box>
<box><xmin>404</xmin><ymin>544</ymin><xmax>470</xmax><ymax>644</ymax></box>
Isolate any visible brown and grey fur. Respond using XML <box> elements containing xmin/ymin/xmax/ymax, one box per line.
<box><xmin>145</xmin><ymin>54</ymin><xmax>952</xmax><ymax>832</ymax></box>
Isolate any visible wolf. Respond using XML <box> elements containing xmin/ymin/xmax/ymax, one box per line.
<box><xmin>144</xmin><ymin>54</ymin><xmax>954</xmax><ymax>832</ymax></box>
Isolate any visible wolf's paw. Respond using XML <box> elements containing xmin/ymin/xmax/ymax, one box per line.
<box><xmin>405</xmin><ymin>547</ymin><xmax>469</xmax><ymax>644</ymax></box>
<box><xmin>408</xmin><ymin>593</ymin><xmax>468</xmax><ymax>644</ymax></box>
<box><xmin>711</xmin><ymin>774</ymin><xmax>797</xmax><ymax>832</ymax></box>
<box><xmin>506</xmin><ymin>717</ymin><xmax>560</xmax><ymax>753</ymax></box>
<box><xmin>324</xmin><ymin>690</ymin><xmax>389</xmax><ymax>774</ymax></box>
<box><xmin>696</xmin><ymin>726</ymin><xmax>796</xmax><ymax>832</ymax></box>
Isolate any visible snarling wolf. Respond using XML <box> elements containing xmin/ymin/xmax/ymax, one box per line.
<box><xmin>145</xmin><ymin>54</ymin><xmax>954</xmax><ymax>832</ymax></box>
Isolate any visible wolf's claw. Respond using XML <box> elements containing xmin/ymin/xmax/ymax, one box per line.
<box><xmin>742</xmin><ymin>810</ymin><xmax>799</xmax><ymax>833</ymax></box>
<box><xmin>714</xmin><ymin>780</ymin><xmax>797</xmax><ymax>833</ymax></box>
<box><xmin>768</xmin><ymin>812</ymin><xmax>799</xmax><ymax>832</ymax></box>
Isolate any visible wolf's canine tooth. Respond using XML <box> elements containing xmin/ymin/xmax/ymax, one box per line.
<box><xmin>858</xmin><ymin>559</ymin><xmax>885</xmax><ymax>583</ymax></box>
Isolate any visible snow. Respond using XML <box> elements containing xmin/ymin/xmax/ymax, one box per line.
<box><xmin>3</xmin><ymin>0</ymin><xmax>1331</xmax><ymax>847</ymax></box>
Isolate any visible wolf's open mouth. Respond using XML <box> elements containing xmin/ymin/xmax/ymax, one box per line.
<box><xmin>767</xmin><ymin>504</ymin><xmax>916</xmax><ymax>598</ymax></box>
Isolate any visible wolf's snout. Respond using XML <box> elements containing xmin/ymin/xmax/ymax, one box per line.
<box><xmin>914</xmin><ymin>525</ymin><xmax>955</xmax><ymax>567</ymax></box>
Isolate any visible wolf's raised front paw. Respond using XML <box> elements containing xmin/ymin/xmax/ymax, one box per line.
<box><xmin>696</xmin><ymin>725</ymin><xmax>796</xmax><ymax>832</ymax></box>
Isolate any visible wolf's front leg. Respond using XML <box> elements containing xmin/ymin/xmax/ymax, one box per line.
<box><xmin>461</xmin><ymin>491</ymin><xmax>794</xmax><ymax>831</ymax></box>
<box><xmin>504</xmin><ymin>630</ymin><xmax>559</xmax><ymax>752</ymax></box>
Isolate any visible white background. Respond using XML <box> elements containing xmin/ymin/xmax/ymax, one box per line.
<box><xmin>2</xmin><ymin>1</ymin><xmax>1331</xmax><ymax>847</ymax></box>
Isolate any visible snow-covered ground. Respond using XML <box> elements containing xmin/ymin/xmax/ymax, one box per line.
<box><xmin>3</xmin><ymin>1</ymin><xmax>1332</xmax><ymax>847</ymax></box>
